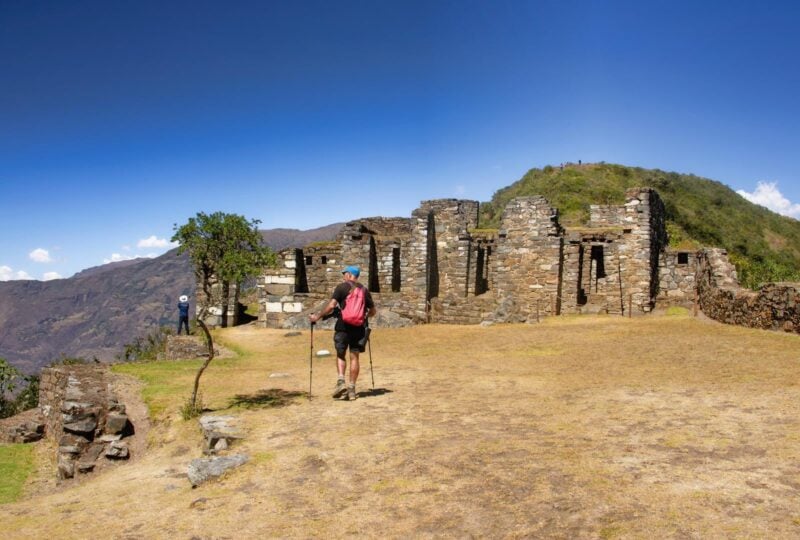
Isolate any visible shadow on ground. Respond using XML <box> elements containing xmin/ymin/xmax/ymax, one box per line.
<box><xmin>357</xmin><ymin>388</ymin><xmax>393</xmax><ymax>398</ymax></box>
<box><xmin>226</xmin><ymin>388</ymin><xmax>306</xmax><ymax>410</ymax></box>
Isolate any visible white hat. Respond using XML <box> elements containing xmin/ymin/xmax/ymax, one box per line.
<box><xmin>179</xmin><ymin>295</ymin><xmax>188</xmax><ymax>302</ymax></box>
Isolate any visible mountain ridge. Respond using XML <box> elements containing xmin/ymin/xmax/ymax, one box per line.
<box><xmin>0</xmin><ymin>224</ymin><xmax>344</xmax><ymax>374</ymax></box>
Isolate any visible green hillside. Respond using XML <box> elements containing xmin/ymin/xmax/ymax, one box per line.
<box><xmin>479</xmin><ymin>163</ymin><xmax>800</xmax><ymax>289</ymax></box>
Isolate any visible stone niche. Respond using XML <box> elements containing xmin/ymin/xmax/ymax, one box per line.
<box><xmin>39</xmin><ymin>365</ymin><xmax>133</xmax><ymax>480</ymax></box>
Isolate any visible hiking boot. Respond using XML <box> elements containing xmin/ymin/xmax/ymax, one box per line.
<box><xmin>332</xmin><ymin>379</ymin><xmax>347</xmax><ymax>399</ymax></box>
<box><xmin>347</xmin><ymin>384</ymin><xmax>357</xmax><ymax>401</ymax></box>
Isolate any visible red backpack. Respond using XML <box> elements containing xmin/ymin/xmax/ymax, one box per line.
<box><xmin>341</xmin><ymin>283</ymin><xmax>367</xmax><ymax>326</ymax></box>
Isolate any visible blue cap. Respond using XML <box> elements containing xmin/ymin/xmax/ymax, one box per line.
<box><xmin>342</xmin><ymin>265</ymin><xmax>360</xmax><ymax>278</ymax></box>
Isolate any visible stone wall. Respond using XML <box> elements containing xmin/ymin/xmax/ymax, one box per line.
<box><xmin>589</xmin><ymin>204</ymin><xmax>627</xmax><ymax>227</ymax></box>
<box><xmin>408</xmin><ymin>200</ymin><xmax>479</xmax><ymax>316</ymax></box>
<box><xmin>561</xmin><ymin>231</ymin><xmax>627</xmax><ymax>315</ymax></box>
<box><xmin>658</xmin><ymin>250</ymin><xmax>698</xmax><ymax>306</ymax></box>
<box><xmin>0</xmin><ymin>408</ymin><xmax>44</xmax><ymax>444</ymax></box>
<box><xmin>198</xmin><ymin>272</ymin><xmax>239</xmax><ymax>328</ymax></box>
<box><xmin>39</xmin><ymin>365</ymin><xmax>132</xmax><ymax>479</ymax></box>
<box><xmin>251</xmin><ymin>188</ymin><xmax>799</xmax><ymax>330</ymax></box>
<box><xmin>492</xmin><ymin>197</ymin><xmax>562</xmax><ymax>320</ymax></box>
<box><xmin>339</xmin><ymin>217</ymin><xmax>415</xmax><ymax>295</ymax></box>
<box><xmin>259</xmin><ymin>249</ymin><xmax>307</xmax><ymax>328</ymax></box>
<box><xmin>615</xmin><ymin>188</ymin><xmax>666</xmax><ymax>314</ymax></box>
<box><xmin>697</xmin><ymin>248</ymin><xmax>800</xmax><ymax>333</ymax></box>
<box><xmin>256</xmin><ymin>191</ymin><xmax>675</xmax><ymax>326</ymax></box>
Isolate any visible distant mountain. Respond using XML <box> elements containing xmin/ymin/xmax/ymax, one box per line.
<box><xmin>480</xmin><ymin>163</ymin><xmax>800</xmax><ymax>288</ymax></box>
<box><xmin>0</xmin><ymin>224</ymin><xmax>344</xmax><ymax>374</ymax></box>
<box><xmin>71</xmin><ymin>258</ymin><xmax>151</xmax><ymax>279</ymax></box>
<box><xmin>0</xmin><ymin>250</ymin><xmax>194</xmax><ymax>375</ymax></box>
<box><xmin>261</xmin><ymin>223</ymin><xmax>344</xmax><ymax>251</ymax></box>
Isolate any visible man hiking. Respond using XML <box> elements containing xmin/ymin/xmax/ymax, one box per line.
<box><xmin>309</xmin><ymin>265</ymin><xmax>376</xmax><ymax>401</ymax></box>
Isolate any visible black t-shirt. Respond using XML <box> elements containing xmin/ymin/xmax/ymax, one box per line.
<box><xmin>332</xmin><ymin>281</ymin><xmax>374</xmax><ymax>331</ymax></box>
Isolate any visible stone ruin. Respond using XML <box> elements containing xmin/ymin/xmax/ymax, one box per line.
<box><xmin>195</xmin><ymin>187</ymin><xmax>799</xmax><ymax>334</ymax></box>
<box><xmin>697</xmin><ymin>248</ymin><xmax>800</xmax><ymax>332</ymax></box>
<box><xmin>252</xmin><ymin>188</ymin><xmax>698</xmax><ymax>326</ymax></box>
<box><xmin>39</xmin><ymin>364</ymin><xmax>133</xmax><ymax>479</ymax></box>
<box><xmin>0</xmin><ymin>408</ymin><xmax>44</xmax><ymax>444</ymax></box>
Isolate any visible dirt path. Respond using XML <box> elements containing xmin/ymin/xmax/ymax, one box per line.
<box><xmin>4</xmin><ymin>315</ymin><xmax>800</xmax><ymax>538</ymax></box>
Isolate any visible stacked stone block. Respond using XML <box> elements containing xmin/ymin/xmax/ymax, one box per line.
<box><xmin>339</xmin><ymin>218</ymin><xmax>414</xmax><ymax>295</ymax></box>
<box><xmin>39</xmin><ymin>365</ymin><xmax>132</xmax><ymax>480</ymax></box>
<box><xmin>658</xmin><ymin>250</ymin><xmax>698</xmax><ymax>306</ymax></box>
<box><xmin>617</xmin><ymin>188</ymin><xmax>666</xmax><ymax>314</ymax></box>
<box><xmin>258</xmin><ymin>248</ymin><xmax>307</xmax><ymax>328</ymax></box>
<box><xmin>561</xmin><ymin>231</ymin><xmax>626</xmax><ymax>315</ymax></box>
<box><xmin>492</xmin><ymin>197</ymin><xmax>563</xmax><ymax>321</ymax></box>
<box><xmin>198</xmin><ymin>272</ymin><xmax>239</xmax><ymax>328</ymax></box>
<box><xmin>697</xmin><ymin>248</ymin><xmax>800</xmax><ymax>333</ymax></box>
<box><xmin>424</xmin><ymin>200</ymin><xmax>478</xmax><ymax>299</ymax></box>
<box><xmin>589</xmin><ymin>204</ymin><xmax>627</xmax><ymax>227</ymax></box>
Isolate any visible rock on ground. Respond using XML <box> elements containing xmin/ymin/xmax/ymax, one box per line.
<box><xmin>187</xmin><ymin>454</ymin><xmax>249</xmax><ymax>487</ymax></box>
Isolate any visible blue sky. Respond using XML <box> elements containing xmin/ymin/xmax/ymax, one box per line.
<box><xmin>2</xmin><ymin>1</ymin><xmax>799</xmax><ymax>280</ymax></box>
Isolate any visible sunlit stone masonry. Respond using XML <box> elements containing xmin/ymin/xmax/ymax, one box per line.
<box><xmin>201</xmin><ymin>186</ymin><xmax>800</xmax><ymax>334</ymax></box>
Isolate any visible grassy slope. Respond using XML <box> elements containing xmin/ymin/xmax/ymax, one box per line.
<box><xmin>0</xmin><ymin>444</ymin><xmax>34</xmax><ymax>503</ymax></box>
<box><xmin>479</xmin><ymin>163</ymin><xmax>800</xmax><ymax>287</ymax></box>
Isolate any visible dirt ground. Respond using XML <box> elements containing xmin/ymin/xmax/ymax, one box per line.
<box><xmin>4</xmin><ymin>313</ymin><xmax>800</xmax><ymax>539</ymax></box>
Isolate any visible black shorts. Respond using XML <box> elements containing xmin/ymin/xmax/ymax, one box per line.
<box><xmin>334</xmin><ymin>326</ymin><xmax>367</xmax><ymax>355</ymax></box>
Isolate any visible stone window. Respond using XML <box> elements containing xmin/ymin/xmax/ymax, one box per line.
<box><xmin>677</xmin><ymin>252</ymin><xmax>689</xmax><ymax>265</ymax></box>
<box><xmin>475</xmin><ymin>246</ymin><xmax>489</xmax><ymax>295</ymax></box>
<box><xmin>392</xmin><ymin>248</ymin><xmax>401</xmax><ymax>292</ymax></box>
<box><xmin>368</xmin><ymin>237</ymin><xmax>380</xmax><ymax>293</ymax></box>
<box><xmin>305</xmin><ymin>256</ymin><xmax>313</xmax><ymax>266</ymax></box>
<box><xmin>590</xmin><ymin>245</ymin><xmax>606</xmax><ymax>279</ymax></box>
<box><xmin>321</xmin><ymin>256</ymin><xmax>327</xmax><ymax>264</ymax></box>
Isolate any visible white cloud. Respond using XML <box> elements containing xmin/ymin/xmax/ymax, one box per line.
<box><xmin>103</xmin><ymin>253</ymin><xmax>137</xmax><ymax>264</ymax></box>
<box><xmin>29</xmin><ymin>248</ymin><xmax>52</xmax><ymax>263</ymax></box>
<box><xmin>103</xmin><ymin>252</ymin><xmax>158</xmax><ymax>265</ymax></box>
<box><xmin>737</xmin><ymin>182</ymin><xmax>800</xmax><ymax>219</ymax></box>
<box><xmin>43</xmin><ymin>271</ymin><xmax>62</xmax><ymax>281</ymax></box>
<box><xmin>0</xmin><ymin>265</ymin><xmax>33</xmax><ymax>281</ymax></box>
<box><xmin>137</xmin><ymin>235</ymin><xmax>176</xmax><ymax>249</ymax></box>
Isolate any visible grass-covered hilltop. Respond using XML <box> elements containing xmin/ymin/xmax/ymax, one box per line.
<box><xmin>479</xmin><ymin>162</ymin><xmax>800</xmax><ymax>289</ymax></box>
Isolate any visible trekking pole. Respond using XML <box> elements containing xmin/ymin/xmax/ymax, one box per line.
<box><xmin>309</xmin><ymin>322</ymin><xmax>315</xmax><ymax>399</ymax></box>
<box><xmin>367</xmin><ymin>331</ymin><xmax>375</xmax><ymax>390</ymax></box>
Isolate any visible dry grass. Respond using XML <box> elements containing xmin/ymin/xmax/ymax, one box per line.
<box><xmin>4</xmin><ymin>313</ymin><xmax>800</xmax><ymax>538</ymax></box>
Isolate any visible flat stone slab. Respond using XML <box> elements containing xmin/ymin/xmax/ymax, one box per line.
<box><xmin>188</xmin><ymin>454</ymin><xmax>249</xmax><ymax>487</ymax></box>
<box><xmin>198</xmin><ymin>415</ymin><xmax>243</xmax><ymax>438</ymax></box>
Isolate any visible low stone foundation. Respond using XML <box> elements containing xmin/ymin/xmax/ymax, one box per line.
<box><xmin>39</xmin><ymin>365</ymin><xmax>133</xmax><ymax>479</ymax></box>
<box><xmin>0</xmin><ymin>408</ymin><xmax>45</xmax><ymax>444</ymax></box>
<box><xmin>698</xmin><ymin>249</ymin><xmax>800</xmax><ymax>333</ymax></box>
<box><xmin>166</xmin><ymin>335</ymin><xmax>213</xmax><ymax>360</ymax></box>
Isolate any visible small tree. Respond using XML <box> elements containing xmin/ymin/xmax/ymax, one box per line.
<box><xmin>172</xmin><ymin>211</ymin><xmax>276</xmax><ymax>414</ymax></box>
<box><xmin>0</xmin><ymin>358</ymin><xmax>21</xmax><ymax>418</ymax></box>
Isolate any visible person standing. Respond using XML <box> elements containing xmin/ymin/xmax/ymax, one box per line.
<box><xmin>309</xmin><ymin>265</ymin><xmax>376</xmax><ymax>401</ymax></box>
<box><xmin>177</xmin><ymin>294</ymin><xmax>191</xmax><ymax>335</ymax></box>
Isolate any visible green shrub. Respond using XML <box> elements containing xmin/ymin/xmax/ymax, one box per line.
<box><xmin>180</xmin><ymin>392</ymin><xmax>205</xmax><ymax>421</ymax></box>
<box><xmin>118</xmin><ymin>326</ymin><xmax>174</xmax><ymax>362</ymax></box>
